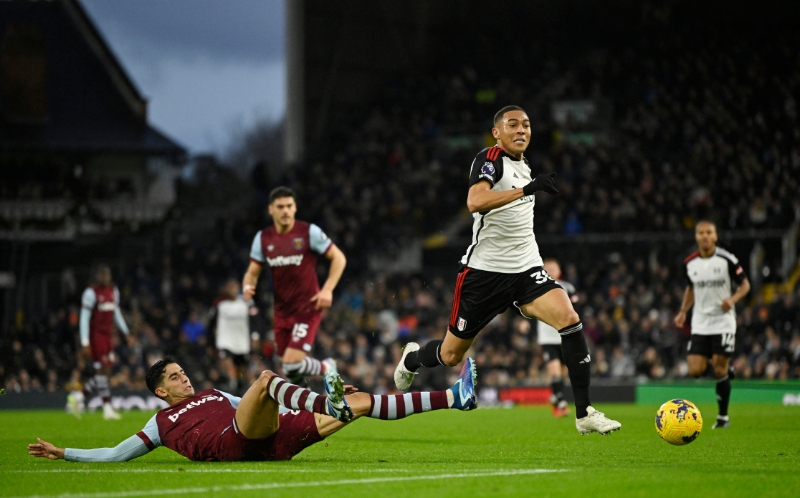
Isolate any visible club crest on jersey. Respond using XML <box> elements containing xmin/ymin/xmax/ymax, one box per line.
<box><xmin>267</xmin><ymin>244</ymin><xmax>274</xmax><ymax>252</ymax></box>
<box><xmin>457</xmin><ymin>317</ymin><xmax>467</xmax><ymax>331</ymax></box>
<box><xmin>292</xmin><ymin>238</ymin><xmax>304</xmax><ymax>250</ymax></box>
<box><xmin>481</xmin><ymin>162</ymin><xmax>495</xmax><ymax>175</ymax></box>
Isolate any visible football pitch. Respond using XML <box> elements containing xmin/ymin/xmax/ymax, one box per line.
<box><xmin>3</xmin><ymin>403</ymin><xmax>798</xmax><ymax>498</ymax></box>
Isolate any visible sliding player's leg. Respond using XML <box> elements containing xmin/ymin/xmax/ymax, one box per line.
<box><xmin>234</xmin><ymin>371</ymin><xmax>283</xmax><ymax>439</ymax></box>
<box><xmin>317</xmin><ymin>358</ymin><xmax>478</xmax><ymax>437</ymax></box>
<box><xmin>236</xmin><ymin>369</ymin><xmax>353</xmax><ymax>441</ymax></box>
<box><xmin>521</xmin><ymin>288</ymin><xmax>620</xmax><ymax>435</ymax></box>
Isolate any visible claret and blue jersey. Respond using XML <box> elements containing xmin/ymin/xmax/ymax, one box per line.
<box><xmin>64</xmin><ymin>389</ymin><xmax>241</xmax><ymax>463</ymax></box>
<box><xmin>249</xmin><ymin>220</ymin><xmax>332</xmax><ymax>318</ymax></box>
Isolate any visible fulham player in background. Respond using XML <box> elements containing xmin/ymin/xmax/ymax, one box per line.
<box><xmin>675</xmin><ymin>220</ymin><xmax>750</xmax><ymax>429</ymax></box>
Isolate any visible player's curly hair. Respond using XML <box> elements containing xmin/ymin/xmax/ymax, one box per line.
<box><xmin>146</xmin><ymin>355</ymin><xmax>177</xmax><ymax>397</ymax></box>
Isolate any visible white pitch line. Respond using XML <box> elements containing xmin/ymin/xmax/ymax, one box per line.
<box><xmin>9</xmin><ymin>468</ymin><xmax>407</xmax><ymax>474</ymax></box>
<box><xmin>10</xmin><ymin>469</ymin><xmax>567</xmax><ymax>498</ymax></box>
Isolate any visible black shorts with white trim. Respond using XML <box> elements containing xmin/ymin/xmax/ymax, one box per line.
<box><xmin>687</xmin><ymin>333</ymin><xmax>735</xmax><ymax>358</ymax></box>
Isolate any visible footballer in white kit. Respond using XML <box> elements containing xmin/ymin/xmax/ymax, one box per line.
<box><xmin>395</xmin><ymin>105</ymin><xmax>620</xmax><ymax>436</ymax></box>
<box><xmin>212</xmin><ymin>279</ymin><xmax>255</xmax><ymax>394</ymax></box>
<box><xmin>675</xmin><ymin>221</ymin><xmax>750</xmax><ymax>429</ymax></box>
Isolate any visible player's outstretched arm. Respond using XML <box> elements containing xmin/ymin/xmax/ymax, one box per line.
<box><xmin>29</xmin><ymin>435</ymin><xmax>152</xmax><ymax>463</ymax></box>
<box><xmin>28</xmin><ymin>438</ymin><xmax>64</xmax><ymax>460</ymax></box>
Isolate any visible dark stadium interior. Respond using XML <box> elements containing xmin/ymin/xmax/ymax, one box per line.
<box><xmin>1</xmin><ymin>0</ymin><xmax>799</xmax><ymax>400</ymax></box>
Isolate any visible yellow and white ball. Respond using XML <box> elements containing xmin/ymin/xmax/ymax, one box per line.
<box><xmin>655</xmin><ymin>399</ymin><xmax>703</xmax><ymax>445</ymax></box>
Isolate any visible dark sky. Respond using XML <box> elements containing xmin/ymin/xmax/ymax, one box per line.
<box><xmin>82</xmin><ymin>0</ymin><xmax>286</xmax><ymax>155</ymax></box>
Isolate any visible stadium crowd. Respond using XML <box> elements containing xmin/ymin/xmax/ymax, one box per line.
<box><xmin>3</xmin><ymin>23</ymin><xmax>800</xmax><ymax>397</ymax></box>
<box><xmin>3</xmin><ymin>247</ymin><xmax>799</xmax><ymax>397</ymax></box>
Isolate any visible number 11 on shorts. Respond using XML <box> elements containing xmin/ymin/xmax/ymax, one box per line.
<box><xmin>292</xmin><ymin>323</ymin><xmax>309</xmax><ymax>341</ymax></box>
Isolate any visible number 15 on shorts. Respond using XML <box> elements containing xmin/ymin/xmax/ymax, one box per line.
<box><xmin>291</xmin><ymin>323</ymin><xmax>309</xmax><ymax>342</ymax></box>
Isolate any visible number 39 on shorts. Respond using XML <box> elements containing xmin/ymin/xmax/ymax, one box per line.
<box><xmin>530</xmin><ymin>269</ymin><xmax>553</xmax><ymax>284</ymax></box>
<box><xmin>291</xmin><ymin>323</ymin><xmax>309</xmax><ymax>341</ymax></box>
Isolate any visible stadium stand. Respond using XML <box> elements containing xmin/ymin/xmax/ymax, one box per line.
<box><xmin>3</xmin><ymin>1</ymin><xmax>800</xmax><ymax>398</ymax></box>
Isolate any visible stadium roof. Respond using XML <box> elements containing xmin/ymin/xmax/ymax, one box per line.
<box><xmin>0</xmin><ymin>0</ymin><xmax>185</xmax><ymax>158</ymax></box>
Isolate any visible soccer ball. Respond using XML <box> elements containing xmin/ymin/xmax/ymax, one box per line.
<box><xmin>655</xmin><ymin>399</ymin><xmax>703</xmax><ymax>445</ymax></box>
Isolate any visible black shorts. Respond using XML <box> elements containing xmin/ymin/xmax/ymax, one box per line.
<box><xmin>687</xmin><ymin>333</ymin><xmax>735</xmax><ymax>358</ymax></box>
<box><xmin>540</xmin><ymin>344</ymin><xmax>563</xmax><ymax>363</ymax></box>
<box><xmin>219</xmin><ymin>349</ymin><xmax>249</xmax><ymax>367</ymax></box>
<box><xmin>448</xmin><ymin>265</ymin><xmax>563</xmax><ymax>339</ymax></box>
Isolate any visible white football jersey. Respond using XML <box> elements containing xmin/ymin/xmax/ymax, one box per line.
<box><xmin>214</xmin><ymin>297</ymin><xmax>251</xmax><ymax>355</ymax></box>
<box><xmin>461</xmin><ymin>146</ymin><xmax>543</xmax><ymax>273</ymax></box>
<box><xmin>537</xmin><ymin>280</ymin><xmax>576</xmax><ymax>345</ymax></box>
<box><xmin>684</xmin><ymin>247</ymin><xmax>746</xmax><ymax>335</ymax></box>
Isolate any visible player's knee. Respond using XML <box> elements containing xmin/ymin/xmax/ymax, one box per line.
<box><xmin>557</xmin><ymin>310</ymin><xmax>580</xmax><ymax>330</ymax></box>
<box><xmin>439</xmin><ymin>349</ymin><xmax>463</xmax><ymax>367</ymax></box>
<box><xmin>713</xmin><ymin>365</ymin><xmax>728</xmax><ymax>378</ymax></box>
<box><xmin>687</xmin><ymin>366</ymin><xmax>704</xmax><ymax>378</ymax></box>
<box><xmin>347</xmin><ymin>392</ymin><xmax>372</xmax><ymax>418</ymax></box>
<box><xmin>258</xmin><ymin>370</ymin><xmax>277</xmax><ymax>385</ymax></box>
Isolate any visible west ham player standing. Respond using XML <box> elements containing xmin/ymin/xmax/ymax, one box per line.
<box><xmin>243</xmin><ymin>186</ymin><xmax>346</xmax><ymax>384</ymax></box>
<box><xmin>28</xmin><ymin>355</ymin><xmax>477</xmax><ymax>462</ymax></box>
<box><xmin>212</xmin><ymin>279</ymin><xmax>255</xmax><ymax>395</ymax></box>
<box><xmin>537</xmin><ymin>258</ymin><xmax>577</xmax><ymax>418</ymax></box>
<box><xmin>69</xmin><ymin>265</ymin><xmax>129</xmax><ymax>420</ymax></box>
<box><xmin>674</xmin><ymin>221</ymin><xmax>750</xmax><ymax>429</ymax></box>
<box><xmin>394</xmin><ymin>106</ymin><xmax>620</xmax><ymax>435</ymax></box>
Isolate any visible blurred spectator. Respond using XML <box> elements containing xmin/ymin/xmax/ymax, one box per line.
<box><xmin>180</xmin><ymin>310</ymin><xmax>207</xmax><ymax>344</ymax></box>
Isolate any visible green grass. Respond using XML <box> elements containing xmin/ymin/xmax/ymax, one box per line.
<box><xmin>2</xmin><ymin>403</ymin><xmax>799</xmax><ymax>497</ymax></box>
